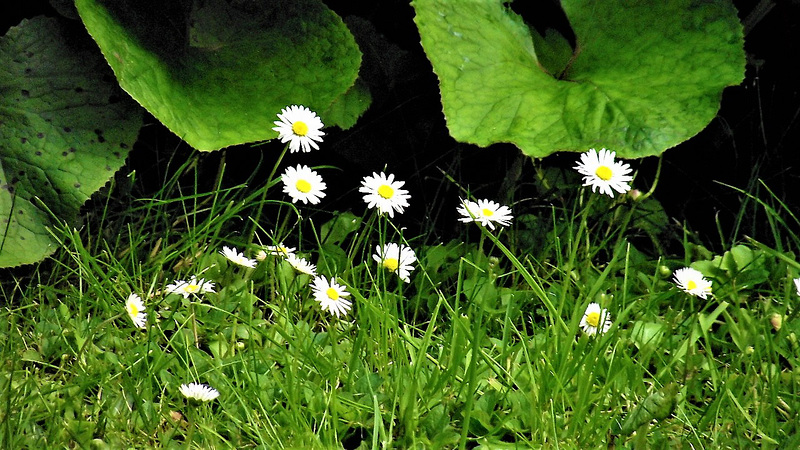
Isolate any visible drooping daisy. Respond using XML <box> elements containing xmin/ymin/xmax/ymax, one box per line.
<box><xmin>457</xmin><ymin>198</ymin><xmax>514</xmax><ymax>230</ymax></box>
<box><xmin>179</xmin><ymin>382</ymin><xmax>220</xmax><ymax>402</ymax></box>
<box><xmin>579</xmin><ymin>302</ymin><xmax>612</xmax><ymax>336</ymax></box>
<box><xmin>219</xmin><ymin>246</ymin><xmax>257</xmax><ymax>268</ymax></box>
<box><xmin>258</xmin><ymin>242</ymin><xmax>296</xmax><ymax>261</ymax></box>
<box><xmin>281</xmin><ymin>165</ymin><xmax>327</xmax><ymax>205</ymax></box>
<box><xmin>125</xmin><ymin>293</ymin><xmax>147</xmax><ymax>329</ymax></box>
<box><xmin>794</xmin><ymin>277</ymin><xmax>800</xmax><ymax>296</ymax></box>
<box><xmin>166</xmin><ymin>275</ymin><xmax>216</xmax><ymax>298</ymax></box>
<box><xmin>373</xmin><ymin>243</ymin><xmax>417</xmax><ymax>283</ymax></box>
<box><xmin>272</xmin><ymin>105</ymin><xmax>324</xmax><ymax>153</ymax></box>
<box><xmin>573</xmin><ymin>148</ymin><xmax>633</xmax><ymax>198</ymax></box>
<box><xmin>286</xmin><ymin>253</ymin><xmax>317</xmax><ymax>276</ymax></box>
<box><xmin>311</xmin><ymin>275</ymin><xmax>352</xmax><ymax>318</ymax></box>
<box><xmin>359</xmin><ymin>172</ymin><xmax>411</xmax><ymax>218</ymax></box>
<box><xmin>673</xmin><ymin>267</ymin><xmax>712</xmax><ymax>299</ymax></box>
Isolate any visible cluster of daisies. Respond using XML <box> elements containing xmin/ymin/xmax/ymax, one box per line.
<box><xmin>121</xmin><ymin>104</ymin><xmax>800</xmax><ymax>400</ymax></box>
<box><xmin>580</xmin><ymin>267</ymin><xmax>800</xmax><ymax>337</ymax></box>
<box><xmin>579</xmin><ymin>267</ymin><xmax>714</xmax><ymax>336</ymax></box>
<box><xmin>122</xmin><ymin>241</ymin><xmax>423</xmax><ymax>401</ymax></box>
<box><xmin>273</xmin><ymin>105</ymin><xmax>515</xmax><ymax>228</ymax></box>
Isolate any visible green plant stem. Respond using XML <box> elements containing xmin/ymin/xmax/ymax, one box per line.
<box><xmin>247</xmin><ymin>143</ymin><xmax>289</xmax><ymax>243</ymax></box>
<box><xmin>458</xmin><ymin>302</ymin><xmax>485</xmax><ymax>450</ymax></box>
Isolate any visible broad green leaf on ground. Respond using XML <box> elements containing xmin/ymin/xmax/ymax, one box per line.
<box><xmin>0</xmin><ymin>17</ymin><xmax>142</xmax><ymax>268</ymax></box>
<box><xmin>74</xmin><ymin>0</ymin><xmax>365</xmax><ymax>151</ymax></box>
<box><xmin>412</xmin><ymin>0</ymin><xmax>745</xmax><ymax>158</ymax></box>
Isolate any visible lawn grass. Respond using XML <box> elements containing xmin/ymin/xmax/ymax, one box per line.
<box><xmin>2</xmin><ymin>146</ymin><xmax>800</xmax><ymax>449</ymax></box>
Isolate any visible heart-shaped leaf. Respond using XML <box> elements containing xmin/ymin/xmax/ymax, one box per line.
<box><xmin>0</xmin><ymin>17</ymin><xmax>142</xmax><ymax>267</ymax></box>
<box><xmin>412</xmin><ymin>0</ymin><xmax>745</xmax><ymax>158</ymax></box>
<box><xmin>74</xmin><ymin>0</ymin><xmax>365</xmax><ymax>151</ymax></box>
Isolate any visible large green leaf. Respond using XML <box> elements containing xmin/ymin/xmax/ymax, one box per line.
<box><xmin>0</xmin><ymin>17</ymin><xmax>142</xmax><ymax>267</ymax></box>
<box><xmin>412</xmin><ymin>0</ymin><xmax>745</xmax><ymax>158</ymax></box>
<box><xmin>74</xmin><ymin>0</ymin><xmax>364</xmax><ymax>151</ymax></box>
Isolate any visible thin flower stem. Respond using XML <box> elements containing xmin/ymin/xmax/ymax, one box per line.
<box><xmin>459</xmin><ymin>302</ymin><xmax>485</xmax><ymax>450</ymax></box>
<box><xmin>247</xmin><ymin>143</ymin><xmax>290</xmax><ymax>243</ymax></box>
<box><xmin>191</xmin><ymin>301</ymin><xmax>199</xmax><ymax>348</ymax></box>
<box><xmin>577</xmin><ymin>190</ymin><xmax>596</xmax><ymax>260</ymax></box>
<box><xmin>638</xmin><ymin>153</ymin><xmax>663</xmax><ymax>202</ymax></box>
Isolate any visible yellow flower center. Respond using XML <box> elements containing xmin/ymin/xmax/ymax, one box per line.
<box><xmin>296</xmin><ymin>179</ymin><xmax>312</xmax><ymax>193</ymax></box>
<box><xmin>326</xmin><ymin>287</ymin><xmax>339</xmax><ymax>300</ymax></box>
<box><xmin>377</xmin><ymin>184</ymin><xmax>394</xmax><ymax>199</ymax></box>
<box><xmin>186</xmin><ymin>284</ymin><xmax>199</xmax><ymax>293</ymax></box>
<box><xmin>481</xmin><ymin>208</ymin><xmax>494</xmax><ymax>217</ymax></box>
<box><xmin>129</xmin><ymin>304</ymin><xmax>139</xmax><ymax>316</ymax></box>
<box><xmin>586</xmin><ymin>311</ymin><xmax>600</xmax><ymax>327</ymax></box>
<box><xmin>382</xmin><ymin>258</ymin><xmax>399</xmax><ymax>272</ymax></box>
<box><xmin>595</xmin><ymin>165</ymin><xmax>613</xmax><ymax>181</ymax></box>
<box><xmin>687</xmin><ymin>280</ymin><xmax>697</xmax><ymax>290</ymax></box>
<box><xmin>292</xmin><ymin>121</ymin><xmax>309</xmax><ymax>136</ymax></box>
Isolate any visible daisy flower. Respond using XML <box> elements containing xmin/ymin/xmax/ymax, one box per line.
<box><xmin>457</xmin><ymin>198</ymin><xmax>513</xmax><ymax>230</ymax></box>
<box><xmin>219</xmin><ymin>246</ymin><xmax>257</xmax><ymax>268</ymax></box>
<box><xmin>573</xmin><ymin>148</ymin><xmax>633</xmax><ymax>198</ymax></box>
<box><xmin>579</xmin><ymin>302</ymin><xmax>612</xmax><ymax>336</ymax></box>
<box><xmin>359</xmin><ymin>172</ymin><xmax>411</xmax><ymax>218</ymax></box>
<box><xmin>311</xmin><ymin>275</ymin><xmax>352</xmax><ymax>318</ymax></box>
<box><xmin>166</xmin><ymin>275</ymin><xmax>216</xmax><ymax>298</ymax></box>
<box><xmin>125</xmin><ymin>293</ymin><xmax>147</xmax><ymax>329</ymax></box>
<box><xmin>281</xmin><ymin>164</ymin><xmax>327</xmax><ymax>205</ymax></box>
<box><xmin>673</xmin><ymin>267</ymin><xmax>712</xmax><ymax>299</ymax></box>
<box><xmin>373</xmin><ymin>243</ymin><xmax>417</xmax><ymax>283</ymax></box>
<box><xmin>794</xmin><ymin>277</ymin><xmax>800</xmax><ymax>296</ymax></box>
<box><xmin>286</xmin><ymin>253</ymin><xmax>317</xmax><ymax>276</ymax></box>
<box><xmin>179</xmin><ymin>382</ymin><xmax>220</xmax><ymax>402</ymax></box>
<box><xmin>272</xmin><ymin>105</ymin><xmax>324</xmax><ymax>153</ymax></box>
<box><xmin>257</xmin><ymin>242</ymin><xmax>296</xmax><ymax>261</ymax></box>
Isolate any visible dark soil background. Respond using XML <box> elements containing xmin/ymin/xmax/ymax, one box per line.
<box><xmin>3</xmin><ymin>0</ymin><xmax>799</xmax><ymax>252</ymax></box>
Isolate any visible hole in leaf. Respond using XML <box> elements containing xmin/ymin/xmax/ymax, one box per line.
<box><xmin>508</xmin><ymin>0</ymin><xmax>577</xmax><ymax>78</ymax></box>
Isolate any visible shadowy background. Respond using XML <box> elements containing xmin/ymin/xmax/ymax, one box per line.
<box><xmin>3</xmin><ymin>0</ymin><xmax>799</xmax><ymax>251</ymax></box>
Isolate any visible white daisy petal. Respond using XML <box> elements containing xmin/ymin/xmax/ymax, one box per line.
<box><xmin>166</xmin><ymin>276</ymin><xmax>216</xmax><ymax>298</ymax></box>
<box><xmin>579</xmin><ymin>302</ymin><xmax>612</xmax><ymax>336</ymax></box>
<box><xmin>286</xmin><ymin>254</ymin><xmax>317</xmax><ymax>276</ymax></box>
<box><xmin>311</xmin><ymin>275</ymin><xmax>352</xmax><ymax>317</ymax></box>
<box><xmin>373</xmin><ymin>243</ymin><xmax>417</xmax><ymax>283</ymax></box>
<box><xmin>673</xmin><ymin>267</ymin><xmax>712</xmax><ymax>299</ymax></box>
<box><xmin>179</xmin><ymin>382</ymin><xmax>220</xmax><ymax>402</ymax></box>
<box><xmin>272</xmin><ymin>105</ymin><xmax>325</xmax><ymax>153</ymax></box>
<box><xmin>125</xmin><ymin>293</ymin><xmax>147</xmax><ymax>329</ymax></box>
<box><xmin>358</xmin><ymin>172</ymin><xmax>411</xmax><ymax>218</ymax></box>
<box><xmin>220</xmin><ymin>246</ymin><xmax>257</xmax><ymax>268</ymax></box>
<box><xmin>794</xmin><ymin>277</ymin><xmax>800</xmax><ymax>297</ymax></box>
<box><xmin>281</xmin><ymin>165</ymin><xmax>327</xmax><ymax>205</ymax></box>
<box><xmin>457</xmin><ymin>198</ymin><xmax>513</xmax><ymax>230</ymax></box>
<box><xmin>573</xmin><ymin>148</ymin><xmax>633</xmax><ymax>198</ymax></box>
